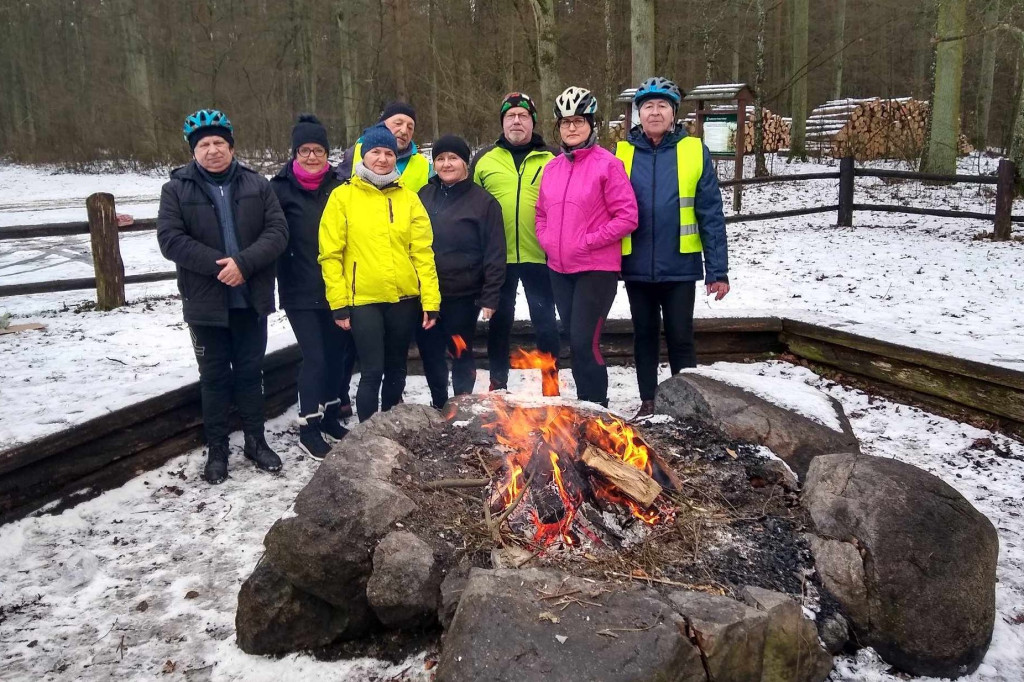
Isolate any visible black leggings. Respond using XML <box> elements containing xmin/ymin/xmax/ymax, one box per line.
<box><xmin>285</xmin><ymin>308</ymin><xmax>354</xmax><ymax>416</ymax></box>
<box><xmin>189</xmin><ymin>309</ymin><xmax>268</xmax><ymax>446</ymax></box>
<box><xmin>349</xmin><ymin>298</ymin><xmax>421</xmax><ymax>421</ymax></box>
<box><xmin>548</xmin><ymin>270</ymin><xmax>618</xmax><ymax>404</ymax></box>
<box><xmin>417</xmin><ymin>295</ymin><xmax>481</xmax><ymax>408</ymax></box>
<box><xmin>625</xmin><ymin>280</ymin><xmax>697</xmax><ymax>400</ymax></box>
<box><xmin>487</xmin><ymin>262</ymin><xmax>560</xmax><ymax>387</ymax></box>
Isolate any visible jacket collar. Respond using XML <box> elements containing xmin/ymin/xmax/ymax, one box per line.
<box><xmin>427</xmin><ymin>174</ymin><xmax>473</xmax><ymax>197</ymax></box>
<box><xmin>496</xmin><ymin>132</ymin><xmax>548</xmax><ymax>153</ymax></box>
<box><xmin>172</xmin><ymin>159</ymin><xmax>255</xmax><ymax>183</ymax></box>
<box><xmin>627</xmin><ymin>123</ymin><xmax>688</xmax><ymax>151</ymax></box>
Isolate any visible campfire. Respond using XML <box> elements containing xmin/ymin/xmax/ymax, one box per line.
<box><xmin>481</xmin><ymin>397</ymin><xmax>681</xmax><ymax>552</ymax></box>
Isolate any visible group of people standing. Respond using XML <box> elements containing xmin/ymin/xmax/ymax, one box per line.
<box><xmin>157</xmin><ymin>77</ymin><xmax>729</xmax><ymax>485</ymax></box>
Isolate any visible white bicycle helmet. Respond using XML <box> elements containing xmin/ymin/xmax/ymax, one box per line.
<box><xmin>553</xmin><ymin>87</ymin><xmax>598</xmax><ymax>119</ymax></box>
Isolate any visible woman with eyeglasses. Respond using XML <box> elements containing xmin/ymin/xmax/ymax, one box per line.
<box><xmin>534</xmin><ymin>87</ymin><xmax>638</xmax><ymax>407</ymax></box>
<box><xmin>270</xmin><ymin>114</ymin><xmax>352</xmax><ymax>460</ymax></box>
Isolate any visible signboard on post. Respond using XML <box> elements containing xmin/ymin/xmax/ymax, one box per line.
<box><xmin>704</xmin><ymin>113</ymin><xmax>738</xmax><ymax>154</ymax></box>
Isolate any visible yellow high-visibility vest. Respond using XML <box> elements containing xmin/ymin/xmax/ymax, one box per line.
<box><xmin>351</xmin><ymin>142</ymin><xmax>431</xmax><ymax>192</ymax></box>
<box><xmin>615</xmin><ymin>137</ymin><xmax>703</xmax><ymax>256</ymax></box>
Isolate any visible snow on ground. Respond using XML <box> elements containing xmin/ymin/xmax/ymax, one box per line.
<box><xmin>2</xmin><ymin>153</ymin><xmax>1021</xmax><ymax>444</ymax></box>
<box><xmin>0</xmin><ymin>363</ymin><xmax>1021</xmax><ymax>681</ymax></box>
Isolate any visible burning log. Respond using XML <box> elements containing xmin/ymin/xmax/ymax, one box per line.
<box><xmin>583</xmin><ymin>419</ymin><xmax>683</xmax><ymax>492</ymax></box>
<box><xmin>581</xmin><ymin>445</ymin><xmax>662</xmax><ymax>508</ymax></box>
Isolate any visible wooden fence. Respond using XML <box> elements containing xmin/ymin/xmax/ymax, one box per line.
<box><xmin>2</xmin><ymin>315</ymin><xmax>1023</xmax><ymax>526</ymax></box>
<box><xmin>0</xmin><ymin>158</ymin><xmax>1019</xmax><ymax>303</ymax></box>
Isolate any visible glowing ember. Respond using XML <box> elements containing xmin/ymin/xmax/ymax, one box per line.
<box><xmin>483</xmin><ymin>399</ymin><xmax>677</xmax><ymax>550</ymax></box>
<box><xmin>509</xmin><ymin>349</ymin><xmax>560</xmax><ymax>396</ymax></box>
<box><xmin>451</xmin><ymin>335</ymin><xmax>468</xmax><ymax>358</ymax></box>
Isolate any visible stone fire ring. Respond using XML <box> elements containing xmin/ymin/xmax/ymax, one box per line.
<box><xmin>236</xmin><ymin>371</ymin><xmax>999</xmax><ymax>681</ymax></box>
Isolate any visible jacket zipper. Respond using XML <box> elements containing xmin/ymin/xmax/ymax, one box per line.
<box><xmin>531</xmin><ymin>167</ymin><xmax>541</xmax><ymax>184</ymax></box>
<box><xmin>514</xmin><ymin>154</ymin><xmax>526</xmax><ymax>263</ymax></box>
<box><xmin>351</xmin><ymin>262</ymin><xmax>357</xmax><ymax>297</ymax></box>
<box><xmin>650</xmin><ymin>148</ymin><xmax>658</xmax><ymax>279</ymax></box>
<box><xmin>387</xmin><ymin>197</ymin><xmax>394</xmax><ymax>223</ymax></box>
<box><xmin>558</xmin><ymin>159</ymin><xmax>574</xmax><ymax>269</ymax></box>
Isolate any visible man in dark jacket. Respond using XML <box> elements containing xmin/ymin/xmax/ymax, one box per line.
<box><xmin>417</xmin><ymin>135</ymin><xmax>505</xmax><ymax>407</ymax></box>
<box><xmin>615</xmin><ymin>78</ymin><xmax>730</xmax><ymax>418</ymax></box>
<box><xmin>157</xmin><ymin>109</ymin><xmax>289</xmax><ymax>484</ymax></box>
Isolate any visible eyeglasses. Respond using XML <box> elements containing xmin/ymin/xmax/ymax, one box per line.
<box><xmin>559</xmin><ymin>117</ymin><xmax>588</xmax><ymax>130</ymax></box>
<box><xmin>504</xmin><ymin>111</ymin><xmax>532</xmax><ymax>122</ymax></box>
<box><xmin>297</xmin><ymin>147</ymin><xmax>327</xmax><ymax>158</ymax></box>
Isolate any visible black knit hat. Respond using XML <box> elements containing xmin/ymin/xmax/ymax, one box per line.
<box><xmin>379</xmin><ymin>101</ymin><xmax>417</xmax><ymax>123</ymax></box>
<box><xmin>432</xmin><ymin>135</ymin><xmax>471</xmax><ymax>165</ymax></box>
<box><xmin>291</xmin><ymin>113</ymin><xmax>330</xmax><ymax>157</ymax></box>
<box><xmin>500</xmin><ymin>92</ymin><xmax>538</xmax><ymax>124</ymax></box>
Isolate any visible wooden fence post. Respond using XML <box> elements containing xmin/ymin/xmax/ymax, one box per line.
<box><xmin>837</xmin><ymin>156</ymin><xmax>855</xmax><ymax>227</ymax></box>
<box><xmin>994</xmin><ymin>159</ymin><xmax>1014</xmax><ymax>241</ymax></box>
<box><xmin>85</xmin><ymin>193</ymin><xmax>126</xmax><ymax>310</ymax></box>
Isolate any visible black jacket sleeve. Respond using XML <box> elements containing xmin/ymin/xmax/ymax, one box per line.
<box><xmin>234</xmin><ymin>181</ymin><xmax>290</xmax><ymax>281</ymax></box>
<box><xmin>478</xmin><ymin>195</ymin><xmax>507</xmax><ymax>310</ymax></box>
<box><xmin>156</xmin><ymin>181</ymin><xmax>224</xmax><ymax>276</ymax></box>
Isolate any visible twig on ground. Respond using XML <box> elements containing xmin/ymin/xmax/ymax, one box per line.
<box><xmin>420</xmin><ymin>478</ymin><xmax>489</xmax><ymax>490</ymax></box>
<box><xmin>92</xmin><ymin>618</ymin><xmax>118</xmax><ymax>644</ymax></box>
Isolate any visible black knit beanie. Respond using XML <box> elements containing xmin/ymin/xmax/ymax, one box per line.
<box><xmin>379</xmin><ymin>101</ymin><xmax>417</xmax><ymax>123</ymax></box>
<box><xmin>188</xmin><ymin>126</ymin><xmax>234</xmax><ymax>152</ymax></box>
<box><xmin>431</xmin><ymin>135</ymin><xmax>471</xmax><ymax>166</ymax></box>
<box><xmin>291</xmin><ymin>113</ymin><xmax>330</xmax><ymax>157</ymax></box>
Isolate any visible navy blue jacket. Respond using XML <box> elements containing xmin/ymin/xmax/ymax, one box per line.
<box><xmin>620</xmin><ymin>125</ymin><xmax>728</xmax><ymax>284</ymax></box>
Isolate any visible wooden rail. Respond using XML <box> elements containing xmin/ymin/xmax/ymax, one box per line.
<box><xmin>3</xmin><ymin>315</ymin><xmax>1024</xmax><ymax>526</ymax></box>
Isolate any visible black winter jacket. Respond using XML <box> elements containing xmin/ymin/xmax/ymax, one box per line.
<box><xmin>157</xmin><ymin>160</ymin><xmax>288</xmax><ymax>327</ymax></box>
<box><xmin>418</xmin><ymin>176</ymin><xmax>506</xmax><ymax>310</ymax></box>
<box><xmin>269</xmin><ymin>162</ymin><xmax>342</xmax><ymax>309</ymax></box>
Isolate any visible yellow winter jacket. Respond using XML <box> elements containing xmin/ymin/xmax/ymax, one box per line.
<box><xmin>318</xmin><ymin>175</ymin><xmax>441</xmax><ymax>313</ymax></box>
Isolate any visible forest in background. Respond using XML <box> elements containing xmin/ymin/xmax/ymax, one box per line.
<box><xmin>0</xmin><ymin>0</ymin><xmax>1021</xmax><ymax>167</ymax></box>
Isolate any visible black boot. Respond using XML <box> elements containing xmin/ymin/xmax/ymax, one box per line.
<box><xmin>243</xmin><ymin>432</ymin><xmax>282</xmax><ymax>472</ymax></box>
<box><xmin>298</xmin><ymin>413</ymin><xmax>332</xmax><ymax>461</ymax></box>
<box><xmin>204</xmin><ymin>442</ymin><xmax>230</xmax><ymax>485</ymax></box>
<box><xmin>320</xmin><ymin>400</ymin><xmax>350</xmax><ymax>442</ymax></box>
<box><xmin>633</xmin><ymin>399</ymin><xmax>656</xmax><ymax>420</ymax></box>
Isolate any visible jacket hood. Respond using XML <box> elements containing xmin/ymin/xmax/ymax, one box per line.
<box><xmin>626</xmin><ymin>123</ymin><xmax>688</xmax><ymax>151</ymax></box>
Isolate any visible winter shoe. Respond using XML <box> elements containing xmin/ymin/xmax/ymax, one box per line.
<box><xmin>204</xmin><ymin>442</ymin><xmax>230</xmax><ymax>485</ymax></box>
<box><xmin>489</xmin><ymin>379</ymin><xmax>507</xmax><ymax>392</ymax></box>
<box><xmin>298</xmin><ymin>413</ymin><xmax>332</xmax><ymax>461</ymax></box>
<box><xmin>338</xmin><ymin>402</ymin><xmax>353</xmax><ymax>420</ymax></box>
<box><xmin>634</xmin><ymin>400</ymin><xmax>656</xmax><ymax>420</ymax></box>
<box><xmin>243</xmin><ymin>432</ymin><xmax>283</xmax><ymax>472</ymax></box>
<box><xmin>321</xmin><ymin>400</ymin><xmax>350</xmax><ymax>442</ymax></box>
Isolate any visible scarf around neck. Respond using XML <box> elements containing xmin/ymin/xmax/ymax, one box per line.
<box><xmin>291</xmin><ymin>159</ymin><xmax>329</xmax><ymax>191</ymax></box>
<box><xmin>355</xmin><ymin>161</ymin><xmax>401</xmax><ymax>189</ymax></box>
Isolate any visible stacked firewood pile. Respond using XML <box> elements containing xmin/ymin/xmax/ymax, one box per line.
<box><xmin>806</xmin><ymin>97</ymin><xmax>973</xmax><ymax>161</ymax></box>
<box><xmin>683</xmin><ymin>106</ymin><xmax>791</xmax><ymax>153</ymax></box>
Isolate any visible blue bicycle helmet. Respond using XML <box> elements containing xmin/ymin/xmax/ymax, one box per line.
<box><xmin>182</xmin><ymin>109</ymin><xmax>234</xmax><ymax>148</ymax></box>
<box><xmin>633</xmin><ymin>77</ymin><xmax>682</xmax><ymax>109</ymax></box>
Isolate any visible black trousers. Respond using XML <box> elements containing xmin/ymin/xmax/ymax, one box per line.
<box><xmin>349</xmin><ymin>298</ymin><xmax>421</xmax><ymax>422</ymax></box>
<box><xmin>285</xmin><ymin>308</ymin><xmax>354</xmax><ymax>416</ymax></box>
<box><xmin>417</xmin><ymin>295</ymin><xmax>482</xmax><ymax>408</ymax></box>
<box><xmin>487</xmin><ymin>262</ymin><xmax>560</xmax><ymax>387</ymax></box>
<box><xmin>189</xmin><ymin>308</ymin><xmax>268</xmax><ymax>446</ymax></box>
<box><xmin>625</xmin><ymin>280</ymin><xmax>697</xmax><ymax>401</ymax></box>
<box><xmin>548</xmin><ymin>270</ymin><xmax>618</xmax><ymax>405</ymax></box>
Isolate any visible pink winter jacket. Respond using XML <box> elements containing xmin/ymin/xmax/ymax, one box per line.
<box><xmin>535</xmin><ymin>144</ymin><xmax>638</xmax><ymax>274</ymax></box>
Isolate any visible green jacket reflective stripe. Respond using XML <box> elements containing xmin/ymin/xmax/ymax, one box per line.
<box><xmin>472</xmin><ymin>146</ymin><xmax>555</xmax><ymax>265</ymax></box>
<box><xmin>350</xmin><ymin>142</ymin><xmax>431</xmax><ymax>192</ymax></box>
<box><xmin>615</xmin><ymin>137</ymin><xmax>703</xmax><ymax>255</ymax></box>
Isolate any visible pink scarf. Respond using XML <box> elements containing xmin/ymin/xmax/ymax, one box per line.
<box><xmin>292</xmin><ymin>159</ymin><xmax>329</xmax><ymax>191</ymax></box>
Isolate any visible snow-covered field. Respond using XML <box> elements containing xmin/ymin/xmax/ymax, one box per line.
<box><xmin>0</xmin><ymin>363</ymin><xmax>1021</xmax><ymax>681</ymax></box>
<box><xmin>0</xmin><ymin>156</ymin><xmax>1022</xmax><ymax>680</ymax></box>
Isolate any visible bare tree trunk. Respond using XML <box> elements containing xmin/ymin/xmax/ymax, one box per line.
<box><xmin>428</xmin><ymin>0</ymin><xmax>440</xmax><ymax>140</ymax></box>
<box><xmin>392</xmin><ymin>0</ymin><xmax>408</xmax><ymax>99</ymax></box>
<box><xmin>754</xmin><ymin>0</ymin><xmax>768</xmax><ymax>177</ymax></box>
<box><xmin>789</xmin><ymin>0</ymin><xmax>809</xmax><ymax>161</ymax></box>
<box><xmin>631</xmin><ymin>0</ymin><xmax>655</xmax><ymax>83</ymax></box>
<box><xmin>832</xmin><ymin>0</ymin><xmax>846</xmax><ymax>101</ymax></box>
<box><xmin>921</xmin><ymin>0</ymin><xmax>967</xmax><ymax>175</ymax></box>
<box><xmin>336</xmin><ymin>1</ymin><xmax>357</xmax><ymax>147</ymax></box>
<box><xmin>116</xmin><ymin>0</ymin><xmax>158</xmax><ymax>158</ymax></box>
<box><xmin>604</xmin><ymin>0</ymin><xmax>616</xmax><ymax>117</ymax></box>
<box><xmin>975</xmin><ymin>0</ymin><xmax>1000</xmax><ymax>151</ymax></box>
<box><xmin>529</xmin><ymin>0</ymin><xmax>559</xmax><ymax>118</ymax></box>
<box><xmin>1005</xmin><ymin>29</ymin><xmax>1024</xmax><ymax>193</ymax></box>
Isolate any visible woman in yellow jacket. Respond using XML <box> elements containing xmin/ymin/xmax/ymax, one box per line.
<box><xmin>319</xmin><ymin>124</ymin><xmax>441</xmax><ymax>421</ymax></box>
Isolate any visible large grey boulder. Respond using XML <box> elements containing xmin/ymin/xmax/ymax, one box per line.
<box><xmin>803</xmin><ymin>453</ymin><xmax>998</xmax><ymax>678</ymax></box>
<box><xmin>291</xmin><ymin>467</ymin><xmax>417</xmax><ymax>538</ymax></box>
<box><xmin>348</xmin><ymin>403</ymin><xmax>445</xmax><ymax>441</ymax></box>
<box><xmin>235</xmin><ymin>559</ymin><xmax>356</xmax><ymax>655</ymax></box>
<box><xmin>320</xmin><ymin>430</ymin><xmax>409</xmax><ymax>481</ymax></box>
<box><xmin>655</xmin><ymin>371</ymin><xmax>860</xmax><ymax>479</ymax></box>
<box><xmin>436</xmin><ymin>568</ymin><xmax>706</xmax><ymax>682</ymax></box>
<box><xmin>740</xmin><ymin>586</ymin><xmax>834</xmax><ymax>682</ymax></box>
<box><xmin>366</xmin><ymin>531</ymin><xmax>442</xmax><ymax>629</ymax></box>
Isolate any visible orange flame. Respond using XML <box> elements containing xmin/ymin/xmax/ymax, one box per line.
<box><xmin>510</xmin><ymin>349</ymin><xmax>560</xmax><ymax>396</ymax></box>
<box><xmin>451</xmin><ymin>335</ymin><xmax>468</xmax><ymax>359</ymax></box>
